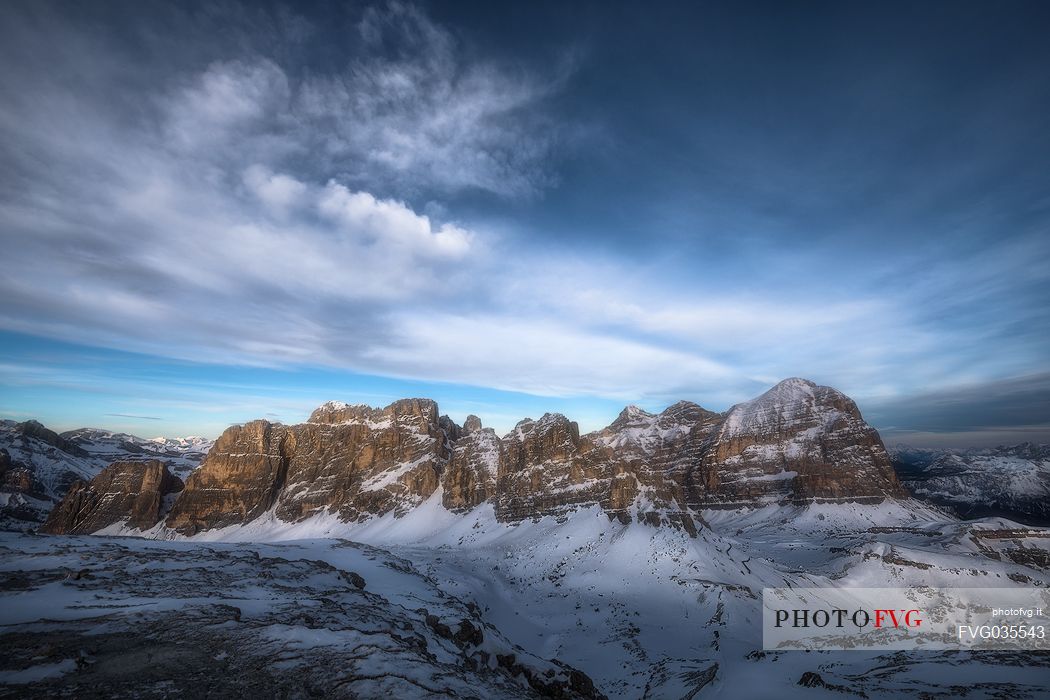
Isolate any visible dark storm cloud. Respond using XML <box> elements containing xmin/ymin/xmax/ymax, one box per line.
<box><xmin>866</xmin><ymin>373</ymin><xmax>1050</xmax><ymax>447</ymax></box>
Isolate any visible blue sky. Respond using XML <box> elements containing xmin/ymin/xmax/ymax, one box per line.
<box><xmin>0</xmin><ymin>1</ymin><xmax>1048</xmax><ymax>445</ymax></box>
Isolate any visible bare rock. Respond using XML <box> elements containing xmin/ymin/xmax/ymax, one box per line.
<box><xmin>463</xmin><ymin>415</ymin><xmax>483</xmax><ymax>434</ymax></box>
<box><xmin>692</xmin><ymin>378</ymin><xmax>905</xmax><ymax>507</ymax></box>
<box><xmin>167</xmin><ymin>399</ymin><xmax>450</xmax><ymax>534</ymax></box>
<box><xmin>44</xmin><ymin>379</ymin><xmax>906</xmax><ymax>536</ymax></box>
<box><xmin>42</xmin><ymin>460</ymin><xmax>184</xmax><ymax>534</ymax></box>
<box><xmin>442</xmin><ymin>427</ymin><xmax>501</xmax><ymax>512</ymax></box>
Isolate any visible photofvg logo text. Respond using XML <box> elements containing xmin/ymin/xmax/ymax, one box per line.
<box><xmin>774</xmin><ymin>607</ymin><xmax>923</xmax><ymax>631</ymax></box>
<box><xmin>762</xmin><ymin>587</ymin><xmax>1050</xmax><ymax>651</ymax></box>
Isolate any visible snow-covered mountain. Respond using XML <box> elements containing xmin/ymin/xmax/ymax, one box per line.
<box><xmin>62</xmin><ymin>427</ymin><xmax>212</xmax><ymax>475</ymax></box>
<box><xmin>891</xmin><ymin>443</ymin><xmax>1050</xmax><ymax>525</ymax></box>
<box><xmin>0</xmin><ymin>420</ymin><xmax>212</xmax><ymax>531</ymax></box>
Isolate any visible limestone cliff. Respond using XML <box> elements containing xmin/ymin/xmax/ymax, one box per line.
<box><xmin>42</xmin><ymin>460</ymin><xmax>183</xmax><ymax>534</ymax></box>
<box><xmin>45</xmin><ymin>379</ymin><xmax>905</xmax><ymax>536</ymax></box>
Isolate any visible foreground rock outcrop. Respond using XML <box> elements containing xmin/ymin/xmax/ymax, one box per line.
<box><xmin>0</xmin><ymin>536</ymin><xmax>604</xmax><ymax>699</ymax></box>
<box><xmin>45</xmin><ymin>379</ymin><xmax>906</xmax><ymax>536</ymax></box>
<box><xmin>41</xmin><ymin>461</ymin><xmax>183</xmax><ymax>534</ymax></box>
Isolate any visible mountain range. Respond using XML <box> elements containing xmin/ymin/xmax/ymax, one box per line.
<box><xmin>891</xmin><ymin>443</ymin><xmax>1050</xmax><ymax>525</ymax></box>
<box><xmin>38</xmin><ymin>378</ymin><xmax>907</xmax><ymax>536</ymax></box>
<box><xmin>0</xmin><ymin>420</ymin><xmax>211</xmax><ymax>530</ymax></box>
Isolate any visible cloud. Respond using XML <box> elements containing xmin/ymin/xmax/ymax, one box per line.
<box><xmin>317</xmin><ymin>182</ymin><xmax>472</xmax><ymax>259</ymax></box>
<box><xmin>105</xmin><ymin>413</ymin><xmax>163</xmax><ymax>421</ymax></box>
<box><xmin>369</xmin><ymin>313</ymin><xmax>735</xmax><ymax>400</ymax></box>
<box><xmin>243</xmin><ymin>165</ymin><xmax>308</xmax><ymax>215</ymax></box>
<box><xmin>168</xmin><ymin>59</ymin><xmax>291</xmax><ymax>145</ymax></box>
<box><xmin>150</xmin><ymin>3</ymin><xmax>562</xmax><ymax>199</ymax></box>
<box><xmin>299</xmin><ymin>1</ymin><xmax>565</xmax><ymax>198</ymax></box>
<box><xmin>865</xmin><ymin>373</ymin><xmax>1050</xmax><ymax>433</ymax></box>
<box><xmin>0</xmin><ymin>0</ymin><xmax>1045</xmax><ymax>425</ymax></box>
<box><xmin>879</xmin><ymin>426</ymin><xmax>1050</xmax><ymax>450</ymax></box>
<box><xmin>864</xmin><ymin>373</ymin><xmax>1050</xmax><ymax>447</ymax></box>
<box><xmin>0</xmin><ymin>2</ymin><xmax>549</xmax><ymax>380</ymax></box>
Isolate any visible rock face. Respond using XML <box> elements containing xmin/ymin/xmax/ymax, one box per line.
<box><xmin>41</xmin><ymin>460</ymin><xmax>184</xmax><ymax>534</ymax></box>
<box><xmin>498</xmin><ymin>414</ymin><xmax>589</xmax><ymax>521</ymax></box>
<box><xmin>166</xmin><ymin>399</ymin><xmax>450</xmax><ymax>534</ymax></box>
<box><xmin>16</xmin><ymin>420</ymin><xmax>90</xmax><ymax>459</ymax></box>
<box><xmin>442</xmin><ymin>416</ymin><xmax>501</xmax><ymax>512</ymax></box>
<box><xmin>45</xmin><ymin>379</ymin><xmax>906</xmax><ymax>536</ymax></box>
<box><xmin>693</xmin><ymin>378</ymin><xmax>906</xmax><ymax>506</ymax></box>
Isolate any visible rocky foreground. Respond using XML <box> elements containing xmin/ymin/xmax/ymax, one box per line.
<box><xmin>42</xmin><ymin>378</ymin><xmax>906</xmax><ymax>537</ymax></box>
<box><xmin>0</xmin><ymin>533</ymin><xmax>602</xmax><ymax>699</ymax></box>
<box><xmin>4</xmin><ymin>505</ymin><xmax>1049</xmax><ymax>698</ymax></box>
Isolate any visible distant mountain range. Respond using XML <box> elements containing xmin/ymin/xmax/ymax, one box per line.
<box><xmin>0</xmin><ymin>420</ymin><xmax>211</xmax><ymax>530</ymax></box>
<box><xmin>891</xmin><ymin>443</ymin><xmax>1050</xmax><ymax>525</ymax></box>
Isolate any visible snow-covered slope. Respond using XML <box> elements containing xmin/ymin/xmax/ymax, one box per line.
<box><xmin>90</xmin><ymin>493</ymin><xmax>1050</xmax><ymax>699</ymax></box>
<box><xmin>892</xmin><ymin>443</ymin><xmax>1050</xmax><ymax>525</ymax></box>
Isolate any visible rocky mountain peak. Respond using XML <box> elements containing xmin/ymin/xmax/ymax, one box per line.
<box><xmin>702</xmin><ymin>379</ymin><xmax>903</xmax><ymax>506</ymax></box>
<box><xmin>609</xmin><ymin>405</ymin><xmax>655</xmax><ymax>432</ymax></box>
<box><xmin>309</xmin><ymin>398</ymin><xmax>440</xmax><ymax>429</ymax></box>
<box><xmin>720</xmin><ymin>378</ymin><xmax>859</xmax><ymax>440</ymax></box>
<box><xmin>462</xmin><ymin>415</ymin><xmax>483</xmax><ymax>434</ymax></box>
<box><xmin>387</xmin><ymin>398</ymin><xmax>440</xmax><ymax>424</ymax></box>
<box><xmin>308</xmin><ymin>401</ymin><xmax>371</xmax><ymax>424</ymax></box>
<box><xmin>657</xmin><ymin>400</ymin><xmax>719</xmax><ymax>429</ymax></box>
<box><xmin>17</xmin><ymin>419</ymin><xmax>90</xmax><ymax>458</ymax></box>
<box><xmin>506</xmin><ymin>413</ymin><xmax>580</xmax><ymax>456</ymax></box>
<box><xmin>770</xmin><ymin>376</ymin><xmax>817</xmax><ymax>392</ymax></box>
<box><xmin>442</xmin><ymin>421</ymin><xmax>501</xmax><ymax>512</ymax></box>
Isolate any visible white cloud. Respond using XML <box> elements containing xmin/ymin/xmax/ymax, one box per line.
<box><xmin>295</xmin><ymin>1</ymin><xmax>564</xmax><ymax>197</ymax></box>
<box><xmin>167</xmin><ymin>59</ymin><xmax>291</xmax><ymax>148</ymax></box>
<box><xmin>243</xmin><ymin>165</ymin><xmax>308</xmax><ymax>214</ymax></box>
<box><xmin>368</xmin><ymin>314</ymin><xmax>734</xmax><ymax>399</ymax></box>
<box><xmin>152</xmin><ymin>3</ymin><xmax>561</xmax><ymax>198</ymax></box>
<box><xmin>318</xmin><ymin>183</ymin><xmax>472</xmax><ymax>259</ymax></box>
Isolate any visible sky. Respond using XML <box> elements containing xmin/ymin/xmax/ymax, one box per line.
<box><xmin>0</xmin><ymin>0</ymin><xmax>1048</xmax><ymax>446</ymax></box>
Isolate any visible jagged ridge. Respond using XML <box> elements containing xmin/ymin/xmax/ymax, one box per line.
<box><xmin>44</xmin><ymin>379</ymin><xmax>906</xmax><ymax>536</ymax></box>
